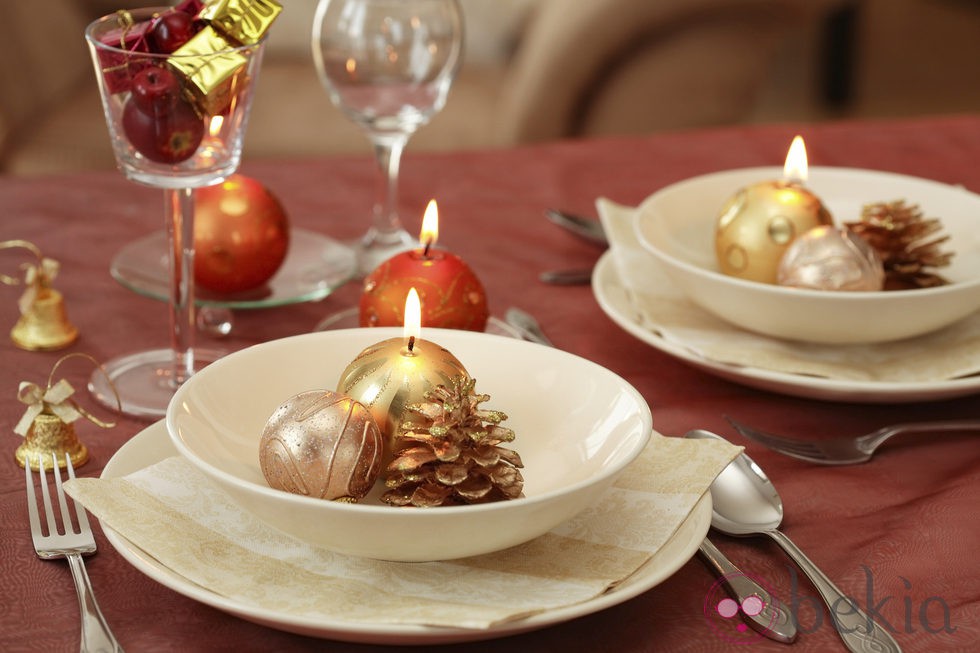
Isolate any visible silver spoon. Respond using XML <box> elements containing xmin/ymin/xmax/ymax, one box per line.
<box><xmin>686</xmin><ymin>429</ymin><xmax>903</xmax><ymax>653</ymax></box>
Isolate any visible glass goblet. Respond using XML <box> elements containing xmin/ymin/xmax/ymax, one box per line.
<box><xmin>85</xmin><ymin>7</ymin><xmax>266</xmax><ymax>418</ymax></box>
<box><xmin>312</xmin><ymin>0</ymin><xmax>464</xmax><ymax>273</ymax></box>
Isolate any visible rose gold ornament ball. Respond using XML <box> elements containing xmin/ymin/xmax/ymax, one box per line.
<box><xmin>259</xmin><ymin>390</ymin><xmax>383</xmax><ymax>502</ymax></box>
<box><xmin>715</xmin><ymin>181</ymin><xmax>833</xmax><ymax>284</ymax></box>
<box><xmin>778</xmin><ymin>225</ymin><xmax>884</xmax><ymax>291</ymax></box>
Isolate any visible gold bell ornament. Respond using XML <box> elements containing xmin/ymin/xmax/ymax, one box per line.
<box><xmin>1</xmin><ymin>240</ymin><xmax>78</xmax><ymax>351</ymax></box>
<box><xmin>14</xmin><ymin>353</ymin><xmax>119</xmax><ymax>470</ymax></box>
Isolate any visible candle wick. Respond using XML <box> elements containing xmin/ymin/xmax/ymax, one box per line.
<box><xmin>407</xmin><ymin>336</ymin><xmax>416</xmax><ymax>352</ymax></box>
<box><xmin>422</xmin><ymin>240</ymin><xmax>432</xmax><ymax>257</ymax></box>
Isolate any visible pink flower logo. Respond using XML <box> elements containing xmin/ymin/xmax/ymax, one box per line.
<box><xmin>702</xmin><ymin>572</ymin><xmax>781</xmax><ymax>644</ymax></box>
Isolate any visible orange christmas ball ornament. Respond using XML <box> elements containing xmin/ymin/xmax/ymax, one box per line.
<box><xmin>359</xmin><ymin>201</ymin><xmax>488</xmax><ymax>331</ymax></box>
<box><xmin>194</xmin><ymin>174</ymin><xmax>290</xmax><ymax>294</ymax></box>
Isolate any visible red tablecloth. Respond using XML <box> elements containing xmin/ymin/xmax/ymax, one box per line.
<box><xmin>1</xmin><ymin>115</ymin><xmax>978</xmax><ymax>652</ymax></box>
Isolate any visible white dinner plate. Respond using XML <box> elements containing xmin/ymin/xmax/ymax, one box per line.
<box><xmin>101</xmin><ymin>421</ymin><xmax>711</xmax><ymax>645</ymax></box>
<box><xmin>592</xmin><ymin>252</ymin><xmax>980</xmax><ymax>403</ymax></box>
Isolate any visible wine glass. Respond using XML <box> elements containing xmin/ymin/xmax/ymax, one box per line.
<box><xmin>85</xmin><ymin>7</ymin><xmax>267</xmax><ymax>418</ymax></box>
<box><xmin>312</xmin><ymin>0</ymin><xmax>464</xmax><ymax>273</ymax></box>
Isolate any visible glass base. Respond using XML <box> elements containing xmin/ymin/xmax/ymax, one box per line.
<box><xmin>355</xmin><ymin>227</ymin><xmax>417</xmax><ymax>275</ymax></box>
<box><xmin>110</xmin><ymin>229</ymin><xmax>357</xmax><ymax>308</ymax></box>
<box><xmin>88</xmin><ymin>348</ymin><xmax>225</xmax><ymax>419</ymax></box>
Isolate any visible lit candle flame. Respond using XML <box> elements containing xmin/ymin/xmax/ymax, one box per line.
<box><xmin>403</xmin><ymin>287</ymin><xmax>421</xmax><ymax>344</ymax></box>
<box><xmin>419</xmin><ymin>199</ymin><xmax>439</xmax><ymax>249</ymax></box>
<box><xmin>783</xmin><ymin>135</ymin><xmax>808</xmax><ymax>184</ymax></box>
<box><xmin>209</xmin><ymin>115</ymin><xmax>224</xmax><ymax>138</ymax></box>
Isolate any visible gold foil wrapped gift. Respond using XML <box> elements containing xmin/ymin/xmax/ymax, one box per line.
<box><xmin>95</xmin><ymin>11</ymin><xmax>154</xmax><ymax>94</ymax></box>
<box><xmin>201</xmin><ymin>0</ymin><xmax>283</xmax><ymax>45</ymax></box>
<box><xmin>168</xmin><ymin>26</ymin><xmax>248</xmax><ymax>115</ymax></box>
<box><xmin>14</xmin><ymin>353</ymin><xmax>119</xmax><ymax>470</ymax></box>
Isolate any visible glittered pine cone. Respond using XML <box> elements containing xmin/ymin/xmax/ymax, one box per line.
<box><xmin>845</xmin><ymin>200</ymin><xmax>954</xmax><ymax>289</ymax></box>
<box><xmin>381</xmin><ymin>376</ymin><xmax>524</xmax><ymax>507</ymax></box>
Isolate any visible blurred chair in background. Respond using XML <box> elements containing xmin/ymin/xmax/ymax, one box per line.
<box><xmin>2</xmin><ymin>0</ymin><xmax>978</xmax><ymax>176</ymax></box>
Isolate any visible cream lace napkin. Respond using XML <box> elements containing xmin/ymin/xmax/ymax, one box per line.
<box><xmin>66</xmin><ymin>433</ymin><xmax>739</xmax><ymax>630</ymax></box>
<box><xmin>596</xmin><ymin>197</ymin><xmax>980</xmax><ymax>382</ymax></box>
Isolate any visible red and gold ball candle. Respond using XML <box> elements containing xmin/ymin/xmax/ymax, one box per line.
<box><xmin>715</xmin><ymin>136</ymin><xmax>833</xmax><ymax>284</ymax></box>
<box><xmin>360</xmin><ymin>200</ymin><xmax>489</xmax><ymax>331</ymax></box>
<box><xmin>340</xmin><ymin>288</ymin><xmax>469</xmax><ymax>467</ymax></box>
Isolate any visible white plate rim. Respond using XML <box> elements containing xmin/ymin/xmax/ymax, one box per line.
<box><xmin>591</xmin><ymin>252</ymin><xmax>980</xmax><ymax>403</ymax></box>
<box><xmin>100</xmin><ymin>420</ymin><xmax>711</xmax><ymax>645</ymax></box>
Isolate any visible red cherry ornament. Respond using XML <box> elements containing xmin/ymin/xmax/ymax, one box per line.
<box><xmin>360</xmin><ymin>248</ymin><xmax>489</xmax><ymax>331</ymax></box>
<box><xmin>174</xmin><ymin>0</ymin><xmax>205</xmax><ymax>14</ymax></box>
<box><xmin>150</xmin><ymin>10</ymin><xmax>197</xmax><ymax>53</ymax></box>
<box><xmin>194</xmin><ymin>175</ymin><xmax>290</xmax><ymax>294</ymax></box>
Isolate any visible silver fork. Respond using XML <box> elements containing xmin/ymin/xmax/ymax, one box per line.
<box><xmin>26</xmin><ymin>453</ymin><xmax>124</xmax><ymax>653</ymax></box>
<box><xmin>727</xmin><ymin>417</ymin><xmax>980</xmax><ymax>465</ymax></box>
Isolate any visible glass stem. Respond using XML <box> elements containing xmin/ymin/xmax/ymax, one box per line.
<box><xmin>369</xmin><ymin>136</ymin><xmax>408</xmax><ymax>247</ymax></box>
<box><xmin>166</xmin><ymin>187</ymin><xmax>196</xmax><ymax>388</ymax></box>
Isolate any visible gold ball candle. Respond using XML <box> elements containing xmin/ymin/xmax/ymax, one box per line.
<box><xmin>339</xmin><ymin>288</ymin><xmax>469</xmax><ymax>465</ymax></box>
<box><xmin>360</xmin><ymin>200</ymin><xmax>489</xmax><ymax>331</ymax></box>
<box><xmin>715</xmin><ymin>136</ymin><xmax>833</xmax><ymax>284</ymax></box>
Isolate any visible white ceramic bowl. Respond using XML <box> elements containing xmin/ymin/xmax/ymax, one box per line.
<box><xmin>166</xmin><ymin>328</ymin><xmax>651</xmax><ymax>562</ymax></box>
<box><xmin>635</xmin><ymin>166</ymin><xmax>980</xmax><ymax>344</ymax></box>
